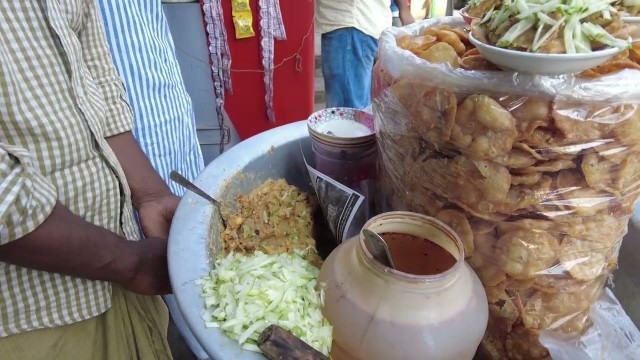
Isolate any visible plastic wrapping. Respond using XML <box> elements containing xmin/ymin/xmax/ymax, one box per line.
<box><xmin>373</xmin><ymin>17</ymin><xmax>640</xmax><ymax>360</ymax></box>
<box><xmin>539</xmin><ymin>288</ymin><xmax>640</xmax><ymax>360</ymax></box>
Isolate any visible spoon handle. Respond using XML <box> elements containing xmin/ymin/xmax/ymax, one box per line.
<box><xmin>362</xmin><ymin>229</ymin><xmax>396</xmax><ymax>269</ymax></box>
<box><xmin>169</xmin><ymin>170</ymin><xmax>220</xmax><ymax>207</ymax></box>
<box><xmin>258</xmin><ymin>325</ymin><xmax>328</xmax><ymax>360</ymax></box>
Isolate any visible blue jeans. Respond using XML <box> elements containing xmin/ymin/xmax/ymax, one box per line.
<box><xmin>321</xmin><ymin>28</ymin><xmax>378</xmax><ymax>109</ymax></box>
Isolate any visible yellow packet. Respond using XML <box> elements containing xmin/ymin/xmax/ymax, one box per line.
<box><xmin>233</xmin><ymin>12</ymin><xmax>255</xmax><ymax>39</ymax></box>
<box><xmin>231</xmin><ymin>0</ymin><xmax>251</xmax><ymax>16</ymax></box>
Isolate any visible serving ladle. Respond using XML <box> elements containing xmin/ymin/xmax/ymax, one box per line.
<box><xmin>362</xmin><ymin>229</ymin><xmax>396</xmax><ymax>269</ymax></box>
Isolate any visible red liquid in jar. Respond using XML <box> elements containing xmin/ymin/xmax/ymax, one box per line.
<box><xmin>380</xmin><ymin>232</ymin><xmax>456</xmax><ymax>275</ymax></box>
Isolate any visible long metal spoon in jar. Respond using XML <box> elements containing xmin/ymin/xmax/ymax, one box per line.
<box><xmin>362</xmin><ymin>229</ymin><xmax>396</xmax><ymax>269</ymax></box>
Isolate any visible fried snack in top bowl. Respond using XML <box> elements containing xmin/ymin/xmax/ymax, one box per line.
<box><xmin>467</xmin><ymin>0</ymin><xmax>631</xmax><ymax>75</ymax></box>
<box><xmin>465</xmin><ymin>0</ymin><xmax>501</xmax><ymax>19</ymax></box>
<box><xmin>376</xmin><ymin>17</ymin><xmax>640</xmax><ymax>360</ymax></box>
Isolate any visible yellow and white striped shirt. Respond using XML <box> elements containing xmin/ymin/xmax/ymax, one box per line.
<box><xmin>0</xmin><ymin>0</ymin><xmax>140</xmax><ymax>336</ymax></box>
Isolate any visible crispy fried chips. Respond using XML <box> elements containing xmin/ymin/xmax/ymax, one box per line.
<box><xmin>375</xmin><ymin>21</ymin><xmax>640</xmax><ymax>360</ymax></box>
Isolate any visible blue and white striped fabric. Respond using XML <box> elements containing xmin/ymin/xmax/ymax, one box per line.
<box><xmin>97</xmin><ymin>0</ymin><xmax>204</xmax><ymax>197</ymax></box>
<box><xmin>97</xmin><ymin>1</ymin><xmax>207</xmax><ymax>359</ymax></box>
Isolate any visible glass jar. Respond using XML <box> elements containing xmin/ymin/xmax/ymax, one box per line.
<box><xmin>318</xmin><ymin>212</ymin><xmax>488</xmax><ymax>360</ymax></box>
<box><xmin>311</xmin><ymin>139</ymin><xmax>378</xmax><ymax>235</ymax></box>
<box><xmin>311</xmin><ymin>140</ymin><xmax>377</xmax><ymax>191</ymax></box>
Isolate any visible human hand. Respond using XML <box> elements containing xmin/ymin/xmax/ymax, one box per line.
<box><xmin>118</xmin><ymin>237</ymin><xmax>172</xmax><ymax>295</ymax></box>
<box><xmin>137</xmin><ymin>194</ymin><xmax>180</xmax><ymax>239</ymax></box>
<box><xmin>400</xmin><ymin>9</ymin><xmax>415</xmax><ymax>25</ymax></box>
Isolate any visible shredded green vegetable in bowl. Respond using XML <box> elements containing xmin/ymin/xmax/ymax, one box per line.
<box><xmin>471</xmin><ymin>0</ymin><xmax>633</xmax><ymax>54</ymax></box>
<box><xmin>616</xmin><ymin>0</ymin><xmax>640</xmax><ymax>17</ymax></box>
<box><xmin>197</xmin><ymin>250</ymin><xmax>333</xmax><ymax>355</ymax></box>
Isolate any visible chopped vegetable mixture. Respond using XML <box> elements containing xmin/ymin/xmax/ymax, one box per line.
<box><xmin>616</xmin><ymin>0</ymin><xmax>640</xmax><ymax>16</ymax></box>
<box><xmin>471</xmin><ymin>0</ymin><xmax>632</xmax><ymax>53</ymax></box>
<box><xmin>220</xmin><ymin>179</ymin><xmax>322</xmax><ymax>266</ymax></box>
<box><xmin>198</xmin><ymin>251</ymin><xmax>333</xmax><ymax>355</ymax></box>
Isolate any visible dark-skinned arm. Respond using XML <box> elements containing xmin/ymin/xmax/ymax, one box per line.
<box><xmin>106</xmin><ymin>132</ymin><xmax>173</xmax><ymax>208</ymax></box>
<box><xmin>0</xmin><ymin>145</ymin><xmax>169</xmax><ymax>295</ymax></box>
<box><xmin>106</xmin><ymin>132</ymin><xmax>180</xmax><ymax>240</ymax></box>
<box><xmin>0</xmin><ymin>202</ymin><xmax>158</xmax><ymax>293</ymax></box>
<box><xmin>0</xmin><ymin>1</ymin><xmax>172</xmax><ymax>295</ymax></box>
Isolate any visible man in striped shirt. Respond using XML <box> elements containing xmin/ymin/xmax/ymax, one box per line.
<box><xmin>0</xmin><ymin>1</ymin><xmax>177</xmax><ymax>358</ymax></box>
<box><xmin>97</xmin><ymin>1</ymin><xmax>207</xmax><ymax>358</ymax></box>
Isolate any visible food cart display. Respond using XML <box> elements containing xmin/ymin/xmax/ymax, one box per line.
<box><xmin>168</xmin><ymin>2</ymin><xmax>640</xmax><ymax>359</ymax></box>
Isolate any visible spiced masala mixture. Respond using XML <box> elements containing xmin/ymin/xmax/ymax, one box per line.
<box><xmin>219</xmin><ymin>179</ymin><xmax>322</xmax><ymax>266</ymax></box>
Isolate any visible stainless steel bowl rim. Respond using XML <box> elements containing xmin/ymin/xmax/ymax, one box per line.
<box><xmin>168</xmin><ymin>121</ymin><xmax>310</xmax><ymax>360</ymax></box>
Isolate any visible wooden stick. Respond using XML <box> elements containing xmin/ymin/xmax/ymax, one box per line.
<box><xmin>257</xmin><ymin>324</ymin><xmax>329</xmax><ymax>360</ymax></box>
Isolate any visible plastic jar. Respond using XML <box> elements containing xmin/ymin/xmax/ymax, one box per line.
<box><xmin>318</xmin><ymin>212</ymin><xmax>488</xmax><ymax>360</ymax></box>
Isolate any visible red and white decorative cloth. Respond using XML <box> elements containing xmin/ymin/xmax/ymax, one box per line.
<box><xmin>200</xmin><ymin>0</ymin><xmax>232</xmax><ymax>151</ymax></box>
<box><xmin>200</xmin><ymin>0</ymin><xmax>287</xmax><ymax>127</ymax></box>
<box><xmin>258</xmin><ymin>0</ymin><xmax>286</xmax><ymax>123</ymax></box>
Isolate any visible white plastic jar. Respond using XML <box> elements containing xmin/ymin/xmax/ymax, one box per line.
<box><xmin>318</xmin><ymin>211</ymin><xmax>488</xmax><ymax>360</ymax></box>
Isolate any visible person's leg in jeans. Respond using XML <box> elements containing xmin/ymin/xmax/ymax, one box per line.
<box><xmin>321</xmin><ymin>28</ymin><xmax>378</xmax><ymax>109</ymax></box>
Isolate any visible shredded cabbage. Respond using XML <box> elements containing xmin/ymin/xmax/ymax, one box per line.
<box><xmin>487</xmin><ymin>0</ymin><xmax>631</xmax><ymax>53</ymax></box>
<box><xmin>197</xmin><ymin>251</ymin><xmax>333</xmax><ymax>355</ymax></box>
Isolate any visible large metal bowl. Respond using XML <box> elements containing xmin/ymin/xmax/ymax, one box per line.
<box><xmin>168</xmin><ymin>121</ymin><xmax>640</xmax><ymax>359</ymax></box>
<box><xmin>168</xmin><ymin>121</ymin><xmax>314</xmax><ymax>360</ymax></box>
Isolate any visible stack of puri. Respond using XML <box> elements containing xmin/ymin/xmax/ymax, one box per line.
<box><xmin>375</xmin><ymin>24</ymin><xmax>640</xmax><ymax>360</ymax></box>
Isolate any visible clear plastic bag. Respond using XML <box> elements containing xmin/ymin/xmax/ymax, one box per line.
<box><xmin>540</xmin><ymin>288</ymin><xmax>640</xmax><ymax>360</ymax></box>
<box><xmin>373</xmin><ymin>17</ymin><xmax>640</xmax><ymax>359</ymax></box>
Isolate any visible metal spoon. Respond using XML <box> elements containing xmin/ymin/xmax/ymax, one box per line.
<box><xmin>169</xmin><ymin>170</ymin><xmax>221</xmax><ymax>207</ymax></box>
<box><xmin>362</xmin><ymin>229</ymin><xmax>396</xmax><ymax>269</ymax></box>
